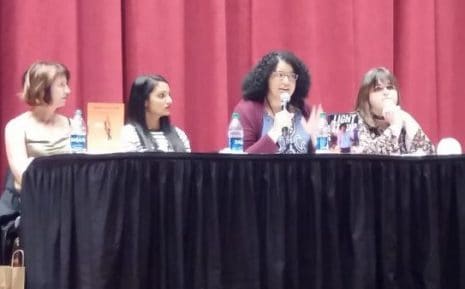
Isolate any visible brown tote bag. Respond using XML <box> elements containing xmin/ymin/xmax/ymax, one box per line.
<box><xmin>0</xmin><ymin>249</ymin><xmax>24</xmax><ymax>289</ymax></box>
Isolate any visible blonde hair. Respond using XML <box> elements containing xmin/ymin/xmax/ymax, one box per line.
<box><xmin>21</xmin><ymin>61</ymin><xmax>70</xmax><ymax>106</ymax></box>
<box><xmin>354</xmin><ymin>67</ymin><xmax>400</xmax><ymax>127</ymax></box>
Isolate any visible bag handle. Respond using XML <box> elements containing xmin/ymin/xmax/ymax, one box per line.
<box><xmin>11</xmin><ymin>249</ymin><xmax>24</xmax><ymax>267</ymax></box>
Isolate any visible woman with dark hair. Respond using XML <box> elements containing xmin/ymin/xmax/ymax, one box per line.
<box><xmin>354</xmin><ymin>67</ymin><xmax>434</xmax><ymax>155</ymax></box>
<box><xmin>233</xmin><ymin>50</ymin><xmax>322</xmax><ymax>153</ymax></box>
<box><xmin>120</xmin><ymin>75</ymin><xmax>190</xmax><ymax>152</ymax></box>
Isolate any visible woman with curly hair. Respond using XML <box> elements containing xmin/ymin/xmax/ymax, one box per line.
<box><xmin>233</xmin><ymin>50</ymin><xmax>322</xmax><ymax>153</ymax></box>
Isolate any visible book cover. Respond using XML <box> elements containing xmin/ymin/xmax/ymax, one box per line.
<box><xmin>87</xmin><ymin>102</ymin><xmax>125</xmax><ymax>154</ymax></box>
<box><xmin>326</xmin><ymin>112</ymin><xmax>360</xmax><ymax>153</ymax></box>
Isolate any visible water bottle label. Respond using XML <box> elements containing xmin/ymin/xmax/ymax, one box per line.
<box><xmin>229</xmin><ymin>137</ymin><xmax>243</xmax><ymax>152</ymax></box>
<box><xmin>316</xmin><ymin>136</ymin><xmax>328</xmax><ymax>151</ymax></box>
<box><xmin>70</xmin><ymin>134</ymin><xmax>87</xmax><ymax>153</ymax></box>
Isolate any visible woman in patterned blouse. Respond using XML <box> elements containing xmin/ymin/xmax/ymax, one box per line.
<box><xmin>354</xmin><ymin>67</ymin><xmax>435</xmax><ymax>155</ymax></box>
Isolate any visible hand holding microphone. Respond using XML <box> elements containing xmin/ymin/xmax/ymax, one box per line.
<box><xmin>280</xmin><ymin>92</ymin><xmax>291</xmax><ymax>111</ymax></box>
<box><xmin>280</xmin><ymin>92</ymin><xmax>291</xmax><ymax>136</ymax></box>
<box><xmin>267</xmin><ymin>92</ymin><xmax>294</xmax><ymax>142</ymax></box>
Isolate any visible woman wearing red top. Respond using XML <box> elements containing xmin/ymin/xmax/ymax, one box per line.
<box><xmin>233</xmin><ymin>51</ymin><xmax>322</xmax><ymax>154</ymax></box>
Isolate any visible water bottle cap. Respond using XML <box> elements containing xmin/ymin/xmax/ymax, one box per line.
<box><xmin>232</xmin><ymin>112</ymin><xmax>240</xmax><ymax>119</ymax></box>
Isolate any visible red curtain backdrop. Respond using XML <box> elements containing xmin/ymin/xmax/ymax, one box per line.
<box><xmin>1</xmin><ymin>0</ymin><xmax>464</xmax><ymax>185</ymax></box>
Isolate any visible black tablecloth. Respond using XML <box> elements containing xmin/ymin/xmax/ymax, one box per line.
<box><xmin>21</xmin><ymin>153</ymin><xmax>465</xmax><ymax>289</ymax></box>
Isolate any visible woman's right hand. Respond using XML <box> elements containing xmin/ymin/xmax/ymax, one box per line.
<box><xmin>382</xmin><ymin>100</ymin><xmax>401</xmax><ymax>124</ymax></box>
<box><xmin>267</xmin><ymin>110</ymin><xmax>294</xmax><ymax>142</ymax></box>
<box><xmin>382</xmin><ymin>99</ymin><xmax>403</xmax><ymax>135</ymax></box>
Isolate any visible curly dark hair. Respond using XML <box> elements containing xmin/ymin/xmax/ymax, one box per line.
<box><xmin>242</xmin><ymin>50</ymin><xmax>311</xmax><ymax>116</ymax></box>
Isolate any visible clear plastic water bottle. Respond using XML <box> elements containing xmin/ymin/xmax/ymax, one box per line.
<box><xmin>228</xmin><ymin>112</ymin><xmax>244</xmax><ymax>153</ymax></box>
<box><xmin>70</xmin><ymin>109</ymin><xmax>87</xmax><ymax>153</ymax></box>
<box><xmin>316</xmin><ymin>112</ymin><xmax>329</xmax><ymax>152</ymax></box>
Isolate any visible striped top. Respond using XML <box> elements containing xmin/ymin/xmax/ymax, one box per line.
<box><xmin>120</xmin><ymin>124</ymin><xmax>191</xmax><ymax>152</ymax></box>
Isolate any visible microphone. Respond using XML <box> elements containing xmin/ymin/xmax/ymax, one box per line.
<box><xmin>280</xmin><ymin>92</ymin><xmax>291</xmax><ymax>137</ymax></box>
<box><xmin>280</xmin><ymin>92</ymin><xmax>290</xmax><ymax>111</ymax></box>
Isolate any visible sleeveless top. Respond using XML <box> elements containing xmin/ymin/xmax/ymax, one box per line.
<box><xmin>1</xmin><ymin>115</ymin><xmax>71</xmax><ymax>214</ymax></box>
<box><xmin>24</xmin><ymin>118</ymin><xmax>71</xmax><ymax>157</ymax></box>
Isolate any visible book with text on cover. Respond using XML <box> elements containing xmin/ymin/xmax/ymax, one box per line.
<box><xmin>326</xmin><ymin>112</ymin><xmax>360</xmax><ymax>153</ymax></box>
<box><xmin>87</xmin><ymin>102</ymin><xmax>125</xmax><ymax>154</ymax></box>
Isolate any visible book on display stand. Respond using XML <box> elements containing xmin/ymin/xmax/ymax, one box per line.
<box><xmin>326</xmin><ymin>111</ymin><xmax>360</xmax><ymax>153</ymax></box>
<box><xmin>87</xmin><ymin>102</ymin><xmax>125</xmax><ymax>154</ymax></box>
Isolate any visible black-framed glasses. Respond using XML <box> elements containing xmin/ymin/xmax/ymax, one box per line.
<box><xmin>272</xmin><ymin>71</ymin><xmax>299</xmax><ymax>82</ymax></box>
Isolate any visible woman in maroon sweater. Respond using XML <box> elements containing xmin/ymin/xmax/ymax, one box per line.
<box><xmin>234</xmin><ymin>51</ymin><xmax>322</xmax><ymax>153</ymax></box>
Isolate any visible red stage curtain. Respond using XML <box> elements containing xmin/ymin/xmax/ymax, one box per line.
<box><xmin>1</xmin><ymin>0</ymin><xmax>464</xmax><ymax>185</ymax></box>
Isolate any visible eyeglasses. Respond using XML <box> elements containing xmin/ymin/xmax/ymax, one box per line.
<box><xmin>272</xmin><ymin>71</ymin><xmax>299</xmax><ymax>82</ymax></box>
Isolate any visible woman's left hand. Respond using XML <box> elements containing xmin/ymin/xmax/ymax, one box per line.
<box><xmin>301</xmin><ymin>104</ymin><xmax>324</xmax><ymax>146</ymax></box>
<box><xmin>400</xmin><ymin>110</ymin><xmax>420</xmax><ymax>139</ymax></box>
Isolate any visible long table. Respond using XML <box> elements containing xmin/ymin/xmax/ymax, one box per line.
<box><xmin>21</xmin><ymin>153</ymin><xmax>465</xmax><ymax>289</ymax></box>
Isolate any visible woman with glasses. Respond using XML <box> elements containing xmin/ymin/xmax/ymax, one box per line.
<box><xmin>233</xmin><ymin>50</ymin><xmax>323</xmax><ymax>153</ymax></box>
<box><xmin>120</xmin><ymin>75</ymin><xmax>191</xmax><ymax>152</ymax></box>
<box><xmin>354</xmin><ymin>67</ymin><xmax>434</xmax><ymax>155</ymax></box>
